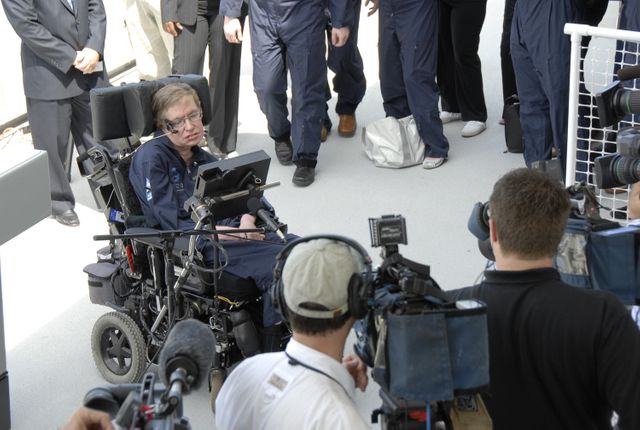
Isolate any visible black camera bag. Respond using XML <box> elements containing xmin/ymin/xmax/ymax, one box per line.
<box><xmin>503</xmin><ymin>95</ymin><xmax>523</xmax><ymax>153</ymax></box>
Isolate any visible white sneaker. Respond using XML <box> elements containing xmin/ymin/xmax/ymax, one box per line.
<box><xmin>422</xmin><ymin>157</ymin><xmax>446</xmax><ymax>170</ymax></box>
<box><xmin>440</xmin><ymin>111</ymin><xmax>462</xmax><ymax>124</ymax></box>
<box><xmin>461</xmin><ymin>121</ymin><xmax>487</xmax><ymax>138</ymax></box>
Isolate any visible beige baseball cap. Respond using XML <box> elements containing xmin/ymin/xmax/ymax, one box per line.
<box><xmin>282</xmin><ymin>238</ymin><xmax>363</xmax><ymax>319</ymax></box>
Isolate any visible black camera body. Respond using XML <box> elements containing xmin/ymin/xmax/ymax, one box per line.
<box><xmin>595</xmin><ymin>81</ymin><xmax>640</xmax><ymax>128</ymax></box>
<box><xmin>369</xmin><ymin>215</ymin><xmax>438</xmax><ymax>298</ymax></box>
<box><xmin>358</xmin><ymin>216</ymin><xmax>490</xmax><ymax>429</ymax></box>
<box><xmin>593</xmin><ymin>127</ymin><xmax>640</xmax><ymax>189</ymax></box>
<box><xmin>594</xmin><ymin>70</ymin><xmax>640</xmax><ymax>189</ymax></box>
<box><xmin>84</xmin><ymin>373</ymin><xmax>190</xmax><ymax>430</ymax></box>
<box><xmin>83</xmin><ymin>319</ymin><xmax>214</xmax><ymax>430</ymax></box>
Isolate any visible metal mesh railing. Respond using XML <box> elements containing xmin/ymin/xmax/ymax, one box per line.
<box><xmin>565</xmin><ymin>24</ymin><xmax>640</xmax><ymax>224</ymax></box>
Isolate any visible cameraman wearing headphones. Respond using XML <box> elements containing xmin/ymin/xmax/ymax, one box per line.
<box><xmin>450</xmin><ymin>168</ymin><xmax>640</xmax><ymax>429</ymax></box>
<box><xmin>215</xmin><ymin>238</ymin><xmax>370</xmax><ymax>429</ymax></box>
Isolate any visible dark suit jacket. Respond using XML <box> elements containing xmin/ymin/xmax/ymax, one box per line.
<box><xmin>161</xmin><ymin>0</ymin><xmax>198</xmax><ymax>26</ymax></box>
<box><xmin>2</xmin><ymin>0</ymin><xmax>108</xmax><ymax>100</ymax></box>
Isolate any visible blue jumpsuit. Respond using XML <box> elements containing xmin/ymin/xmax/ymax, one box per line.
<box><xmin>325</xmin><ymin>0</ymin><xmax>366</xmax><ymax>119</ymax></box>
<box><xmin>619</xmin><ymin>0</ymin><xmax>639</xmax><ymax>32</ymax></box>
<box><xmin>129</xmin><ymin>134</ymin><xmax>295</xmax><ymax>326</ymax></box>
<box><xmin>510</xmin><ymin>0</ymin><xmax>573</xmax><ymax>169</ymax></box>
<box><xmin>221</xmin><ymin>0</ymin><xmax>349</xmax><ymax>168</ymax></box>
<box><xmin>378</xmin><ymin>0</ymin><xmax>449</xmax><ymax>158</ymax></box>
<box><xmin>618</xmin><ymin>0</ymin><xmax>639</xmax><ymax>126</ymax></box>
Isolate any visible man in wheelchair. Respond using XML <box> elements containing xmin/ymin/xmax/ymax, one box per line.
<box><xmin>128</xmin><ymin>82</ymin><xmax>297</xmax><ymax>351</ymax></box>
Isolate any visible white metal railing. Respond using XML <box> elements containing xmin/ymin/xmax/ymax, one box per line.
<box><xmin>565</xmin><ymin>23</ymin><xmax>640</xmax><ymax>223</ymax></box>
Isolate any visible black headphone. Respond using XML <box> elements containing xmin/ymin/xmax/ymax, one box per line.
<box><xmin>468</xmin><ymin>201</ymin><xmax>490</xmax><ymax>241</ymax></box>
<box><xmin>271</xmin><ymin>235</ymin><xmax>373</xmax><ymax>321</ymax></box>
<box><xmin>468</xmin><ymin>202</ymin><xmax>495</xmax><ymax>262</ymax></box>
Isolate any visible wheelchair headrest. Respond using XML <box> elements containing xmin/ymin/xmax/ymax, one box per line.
<box><xmin>90</xmin><ymin>74</ymin><xmax>212</xmax><ymax>143</ymax></box>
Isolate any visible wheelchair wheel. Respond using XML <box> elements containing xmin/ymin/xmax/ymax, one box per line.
<box><xmin>91</xmin><ymin>311</ymin><xmax>146</xmax><ymax>384</ymax></box>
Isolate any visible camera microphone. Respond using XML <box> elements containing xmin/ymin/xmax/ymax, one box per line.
<box><xmin>159</xmin><ymin>319</ymin><xmax>215</xmax><ymax>400</ymax></box>
<box><xmin>617</xmin><ymin>65</ymin><xmax>640</xmax><ymax>82</ymax></box>
<box><xmin>247</xmin><ymin>197</ymin><xmax>286</xmax><ymax>242</ymax></box>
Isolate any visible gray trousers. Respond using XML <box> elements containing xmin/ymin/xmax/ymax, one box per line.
<box><xmin>26</xmin><ymin>92</ymin><xmax>95</xmax><ymax>214</ymax></box>
<box><xmin>171</xmin><ymin>7</ymin><xmax>248</xmax><ymax>154</ymax></box>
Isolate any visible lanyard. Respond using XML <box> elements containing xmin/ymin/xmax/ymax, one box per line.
<box><xmin>284</xmin><ymin>351</ymin><xmax>350</xmax><ymax>398</ymax></box>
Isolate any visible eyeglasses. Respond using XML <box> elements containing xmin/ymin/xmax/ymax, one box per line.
<box><xmin>164</xmin><ymin>110</ymin><xmax>203</xmax><ymax>132</ymax></box>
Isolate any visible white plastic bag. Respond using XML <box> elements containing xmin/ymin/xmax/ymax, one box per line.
<box><xmin>362</xmin><ymin>115</ymin><xmax>425</xmax><ymax>168</ymax></box>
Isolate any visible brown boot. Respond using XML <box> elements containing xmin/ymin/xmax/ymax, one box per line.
<box><xmin>338</xmin><ymin>114</ymin><xmax>357</xmax><ymax>137</ymax></box>
<box><xmin>321</xmin><ymin>126</ymin><xmax>330</xmax><ymax>142</ymax></box>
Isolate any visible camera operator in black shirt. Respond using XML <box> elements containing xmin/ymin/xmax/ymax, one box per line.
<box><xmin>449</xmin><ymin>168</ymin><xmax>640</xmax><ymax>429</ymax></box>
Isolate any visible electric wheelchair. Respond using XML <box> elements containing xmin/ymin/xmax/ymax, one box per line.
<box><xmin>81</xmin><ymin>75</ymin><xmax>288</xmax><ymax>400</ymax></box>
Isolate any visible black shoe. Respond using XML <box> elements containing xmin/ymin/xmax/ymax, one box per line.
<box><xmin>274</xmin><ymin>139</ymin><xmax>293</xmax><ymax>165</ymax></box>
<box><xmin>292</xmin><ymin>166</ymin><xmax>315</xmax><ymax>187</ymax></box>
<box><xmin>55</xmin><ymin>209</ymin><xmax>80</xmax><ymax>227</ymax></box>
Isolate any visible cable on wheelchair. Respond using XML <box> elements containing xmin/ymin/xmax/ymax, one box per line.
<box><xmin>186</xmin><ymin>238</ymin><xmax>229</xmax><ymax>276</ymax></box>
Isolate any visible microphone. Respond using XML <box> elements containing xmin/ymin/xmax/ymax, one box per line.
<box><xmin>159</xmin><ymin>319</ymin><xmax>215</xmax><ymax>405</ymax></box>
<box><xmin>617</xmin><ymin>65</ymin><xmax>640</xmax><ymax>82</ymax></box>
<box><xmin>247</xmin><ymin>197</ymin><xmax>286</xmax><ymax>242</ymax></box>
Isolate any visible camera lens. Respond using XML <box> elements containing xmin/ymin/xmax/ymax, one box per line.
<box><xmin>612</xmin><ymin>155</ymin><xmax>640</xmax><ymax>185</ymax></box>
<box><xmin>594</xmin><ymin>154</ymin><xmax>640</xmax><ymax>189</ymax></box>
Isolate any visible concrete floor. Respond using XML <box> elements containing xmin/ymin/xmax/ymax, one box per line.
<box><xmin>0</xmin><ymin>2</ymin><xmax>622</xmax><ymax>429</ymax></box>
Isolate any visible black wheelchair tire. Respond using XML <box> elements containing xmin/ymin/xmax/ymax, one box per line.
<box><xmin>91</xmin><ymin>311</ymin><xmax>146</xmax><ymax>384</ymax></box>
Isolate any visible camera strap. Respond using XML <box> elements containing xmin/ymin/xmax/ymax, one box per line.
<box><xmin>285</xmin><ymin>351</ymin><xmax>349</xmax><ymax>397</ymax></box>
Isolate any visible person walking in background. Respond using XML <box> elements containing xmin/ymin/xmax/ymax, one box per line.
<box><xmin>322</xmin><ymin>0</ymin><xmax>366</xmax><ymax>140</ymax></box>
<box><xmin>2</xmin><ymin>0</ymin><xmax>108</xmax><ymax>227</ymax></box>
<box><xmin>437</xmin><ymin>0</ymin><xmax>488</xmax><ymax>138</ymax></box>
<box><xmin>162</xmin><ymin>0</ymin><xmax>248</xmax><ymax>158</ymax></box>
<box><xmin>375</xmin><ymin>0</ymin><xmax>450</xmax><ymax>169</ymax></box>
<box><xmin>125</xmin><ymin>0</ymin><xmax>173</xmax><ymax>80</ymax></box>
<box><xmin>510</xmin><ymin>0</ymin><xmax>607</xmax><ymax>171</ymax></box>
<box><xmin>222</xmin><ymin>0</ymin><xmax>350</xmax><ymax>186</ymax></box>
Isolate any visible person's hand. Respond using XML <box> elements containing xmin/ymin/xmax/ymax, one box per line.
<box><xmin>164</xmin><ymin>21</ymin><xmax>183</xmax><ymax>37</ymax></box>
<box><xmin>224</xmin><ymin>17</ymin><xmax>243</xmax><ymax>44</ymax></box>
<box><xmin>365</xmin><ymin>0</ymin><xmax>379</xmax><ymax>16</ymax></box>
<box><xmin>73</xmin><ymin>48</ymin><xmax>100</xmax><ymax>73</ymax></box>
<box><xmin>331</xmin><ymin>27</ymin><xmax>350</xmax><ymax>47</ymax></box>
<box><xmin>342</xmin><ymin>354</ymin><xmax>368</xmax><ymax>392</ymax></box>
<box><xmin>239</xmin><ymin>214</ymin><xmax>265</xmax><ymax>241</ymax></box>
<box><xmin>61</xmin><ymin>407</ymin><xmax>113</xmax><ymax>430</ymax></box>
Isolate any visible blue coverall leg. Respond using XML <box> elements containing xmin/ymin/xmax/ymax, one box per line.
<box><xmin>250</xmin><ymin>4</ymin><xmax>290</xmax><ymax>143</ymax></box>
<box><xmin>326</xmin><ymin>0</ymin><xmax>366</xmax><ymax>116</ymax></box>
<box><xmin>379</xmin><ymin>0</ymin><xmax>449</xmax><ymax>158</ymax></box>
<box><xmin>510</xmin><ymin>0</ymin><xmax>572</xmax><ymax>170</ymax></box>
<box><xmin>618</xmin><ymin>0</ymin><xmax>640</xmax><ymax>125</ymax></box>
<box><xmin>251</xmin><ymin>0</ymin><xmax>327</xmax><ymax>167</ymax></box>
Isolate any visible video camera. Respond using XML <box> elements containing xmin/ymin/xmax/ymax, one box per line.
<box><xmin>356</xmin><ymin>215</ymin><xmax>491</xmax><ymax>429</ymax></box>
<box><xmin>594</xmin><ymin>66</ymin><xmax>640</xmax><ymax>189</ymax></box>
<box><xmin>83</xmin><ymin>319</ymin><xmax>214</xmax><ymax>429</ymax></box>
